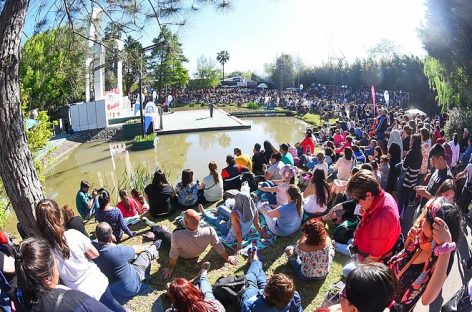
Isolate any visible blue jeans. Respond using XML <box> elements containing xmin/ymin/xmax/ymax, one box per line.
<box><xmin>99</xmin><ymin>287</ymin><xmax>126</xmax><ymax>312</ymax></box>
<box><xmin>196</xmin><ymin>274</ymin><xmax>215</xmax><ymax>300</ymax></box>
<box><xmin>241</xmin><ymin>260</ymin><xmax>266</xmax><ymax>303</ymax></box>
<box><xmin>288</xmin><ymin>255</ymin><xmax>326</xmax><ymax>281</ymax></box>
<box><xmin>256</xmin><ymin>181</ymin><xmax>277</xmax><ymax>205</ymax></box>
<box><xmin>397</xmin><ymin>186</ymin><xmax>413</xmax><ymax>216</ymax></box>
<box><xmin>335</xmin><ymin>239</ymin><xmax>353</xmax><ymax>256</ymax></box>
<box><xmin>202</xmin><ymin>205</ymin><xmax>232</xmax><ymax>235</ymax></box>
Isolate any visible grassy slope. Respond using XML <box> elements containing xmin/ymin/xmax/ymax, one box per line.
<box><xmin>85</xmin><ymin>200</ymin><xmax>350</xmax><ymax>312</ymax></box>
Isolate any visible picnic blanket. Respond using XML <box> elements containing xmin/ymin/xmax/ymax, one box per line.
<box><xmin>207</xmin><ymin>213</ymin><xmax>277</xmax><ymax>256</ymax></box>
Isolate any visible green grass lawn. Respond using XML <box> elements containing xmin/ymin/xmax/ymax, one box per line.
<box><xmin>85</xmin><ymin>201</ymin><xmax>350</xmax><ymax>312</ymax></box>
<box><xmin>299</xmin><ymin>113</ymin><xmax>338</xmax><ymax>127</ymax></box>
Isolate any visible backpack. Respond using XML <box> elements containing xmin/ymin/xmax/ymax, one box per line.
<box><xmin>333</xmin><ymin>219</ymin><xmax>359</xmax><ymax>244</ymax></box>
<box><xmin>212</xmin><ymin>275</ymin><xmax>246</xmax><ymax>311</ymax></box>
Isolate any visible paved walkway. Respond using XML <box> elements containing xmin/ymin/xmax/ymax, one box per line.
<box><xmin>155</xmin><ymin>109</ymin><xmax>250</xmax><ymax>135</ymax></box>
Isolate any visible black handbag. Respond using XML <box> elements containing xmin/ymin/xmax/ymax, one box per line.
<box><xmin>441</xmin><ymin>284</ymin><xmax>472</xmax><ymax>312</ymax></box>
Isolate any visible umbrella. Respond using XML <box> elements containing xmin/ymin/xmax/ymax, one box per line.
<box><xmin>405</xmin><ymin>108</ymin><xmax>426</xmax><ymax>116</ymax></box>
<box><xmin>257</xmin><ymin>83</ymin><xmax>268</xmax><ymax>89</ymax></box>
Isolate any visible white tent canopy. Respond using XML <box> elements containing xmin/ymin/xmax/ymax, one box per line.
<box><xmin>257</xmin><ymin>83</ymin><xmax>268</xmax><ymax>89</ymax></box>
<box><xmin>405</xmin><ymin>108</ymin><xmax>427</xmax><ymax>116</ymax></box>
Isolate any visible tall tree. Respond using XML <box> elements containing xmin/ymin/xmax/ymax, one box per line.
<box><xmin>216</xmin><ymin>50</ymin><xmax>230</xmax><ymax>81</ymax></box>
<box><xmin>20</xmin><ymin>27</ymin><xmax>87</xmax><ymax>112</ymax></box>
<box><xmin>0</xmin><ymin>0</ymin><xmax>231</xmax><ymax>237</ymax></box>
<box><xmin>267</xmin><ymin>54</ymin><xmax>295</xmax><ymax>91</ymax></box>
<box><xmin>421</xmin><ymin>0</ymin><xmax>472</xmax><ymax>109</ymax></box>
<box><xmin>149</xmin><ymin>26</ymin><xmax>189</xmax><ymax>95</ymax></box>
<box><xmin>122</xmin><ymin>36</ymin><xmax>144</xmax><ymax>95</ymax></box>
<box><xmin>194</xmin><ymin>55</ymin><xmax>221</xmax><ymax>89</ymax></box>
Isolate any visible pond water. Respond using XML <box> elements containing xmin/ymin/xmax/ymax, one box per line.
<box><xmin>6</xmin><ymin>117</ymin><xmax>310</xmax><ymax>233</ymax></box>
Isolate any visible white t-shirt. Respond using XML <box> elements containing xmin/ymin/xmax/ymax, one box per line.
<box><xmin>334</xmin><ymin>157</ymin><xmax>353</xmax><ymax>181</ymax></box>
<box><xmin>54</xmin><ymin>229</ymin><xmax>109</xmax><ymax>300</ymax></box>
<box><xmin>266</xmin><ymin>161</ymin><xmax>284</xmax><ymax>181</ymax></box>
<box><xmin>303</xmin><ymin>194</ymin><xmax>328</xmax><ymax>214</ymax></box>
<box><xmin>313</xmin><ymin>162</ymin><xmax>329</xmax><ymax>177</ymax></box>
<box><xmin>202</xmin><ymin>174</ymin><xmax>223</xmax><ymax>202</ymax></box>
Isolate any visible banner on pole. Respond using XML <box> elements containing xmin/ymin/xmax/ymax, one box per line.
<box><xmin>371</xmin><ymin>86</ymin><xmax>376</xmax><ymax>116</ymax></box>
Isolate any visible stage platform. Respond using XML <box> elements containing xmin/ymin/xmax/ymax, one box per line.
<box><xmin>155</xmin><ymin>109</ymin><xmax>250</xmax><ymax>135</ymax></box>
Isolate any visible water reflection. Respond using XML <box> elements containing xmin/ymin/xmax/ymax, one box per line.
<box><xmin>43</xmin><ymin>117</ymin><xmax>309</xmax><ymax>209</ymax></box>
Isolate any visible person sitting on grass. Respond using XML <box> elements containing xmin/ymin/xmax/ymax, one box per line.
<box><xmin>285</xmin><ymin>219</ymin><xmax>335</xmax><ymax>281</ymax></box>
<box><xmin>222</xmin><ymin>154</ymin><xmax>250</xmax><ymax>191</ymax></box>
<box><xmin>166</xmin><ymin>262</ymin><xmax>224</xmax><ymax>312</ymax></box>
<box><xmin>144</xmin><ymin>170</ymin><xmax>177</xmax><ymax>218</ymax></box>
<box><xmin>162</xmin><ymin>209</ymin><xmax>238</xmax><ymax>278</ymax></box>
<box><xmin>95</xmin><ymin>190</ymin><xmax>135</xmax><ymax>243</ymax></box>
<box><xmin>198</xmin><ymin>192</ymin><xmax>269</xmax><ymax>252</ymax></box>
<box><xmin>241</xmin><ymin>247</ymin><xmax>303</xmax><ymax>312</ymax></box>
<box><xmin>116</xmin><ymin>190</ymin><xmax>140</xmax><ymax>225</ymax></box>
<box><xmin>259</xmin><ymin>185</ymin><xmax>303</xmax><ymax>237</ymax></box>
<box><xmin>303</xmin><ymin>168</ymin><xmax>331</xmax><ymax>217</ymax></box>
<box><xmin>61</xmin><ymin>204</ymin><xmax>89</xmax><ymax>238</ymax></box>
<box><xmin>175</xmin><ymin>169</ymin><xmax>200</xmax><ymax>208</ymax></box>
<box><xmin>92</xmin><ymin>222</ymin><xmax>160</xmax><ymax>303</ymax></box>
<box><xmin>235</xmin><ymin>147</ymin><xmax>253</xmax><ymax>172</ymax></box>
<box><xmin>130</xmin><ymin>188</ymin><xmax>149</xmax><ymax>215</ymax></box>
<box><xmin>257</xmin><ymin>164</ymin><xmax>297</xmax><ymax>207</ymax></box>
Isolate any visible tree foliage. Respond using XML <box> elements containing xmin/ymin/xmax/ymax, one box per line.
<box><xmin>20</xmin><ymin>27</ymin><xmax>87</xmax><ymax>112</ymax></box>
<box><xmin>266</xmin><ymin>54</ymin><xmax>295</xmax><ymax>90</ymax></box>
<box><xmin>421</xmin><ymin>0</ymin><xmax>472</xmax><ymax>109</ymax></box>
<box><xmin>216</xmin><ymin>50</ymin><xmax>230</xmax><ymax>80</ymax></box>
<box><xmin>149</xmin><ymin>26</ymin><xmax>189</xmax><ymax>93</ymax></box>
<box><xmin>123</xmin><ymin>36</ymin><xmax>144</xmax><ymax>95</ymax></box>
<box><xmin>193</xmin><ymin>55</ymin><xmax>221</xmax><ymax>89</ymax></box>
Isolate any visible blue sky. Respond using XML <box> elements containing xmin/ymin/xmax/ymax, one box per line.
<box><xmin>24</xmin><ymin>0</ymin><xmax>427</xmax><ymax>77</ymax></box>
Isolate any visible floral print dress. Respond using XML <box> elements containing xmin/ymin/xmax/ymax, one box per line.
<box><xmin>295</xmin><ymin>243</ymin><xmax>335</xmax><ymax>278</ymax></box>
<box><xmin>175</xmin><ymin>181</ymin><xmax>199</xmax><ymax>206</ymax></box>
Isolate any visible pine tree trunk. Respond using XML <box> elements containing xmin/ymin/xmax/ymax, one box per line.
<box><xmin>0</xmin><ymin>0</ymin><xmax>43</xmax><ymax>237</ymax></box>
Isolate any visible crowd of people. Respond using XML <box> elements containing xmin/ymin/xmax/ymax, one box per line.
<box><xmin>1</xmin><ymin>100</ymin><xmax>472</xmax><ymax>312</ymax></box>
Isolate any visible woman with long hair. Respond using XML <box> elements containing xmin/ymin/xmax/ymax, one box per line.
<box><xmin>303</xmin><ymin>168</ymin><xmax>331</xmax><ymax>216</ymax></box>
<box><xmin>35</xmin><ymin>199</ymin><xmax>125</xmax><ymax>311</ymax></box>
<box><xmin>397</xmin><ymin>134</ymin><xmax>423</xmax><ymax>217</ymax></box>
<box><xmin>175</xmin><ymin>169</ymin><xmax>200</xmax><ymax>207</ymax></box>
<box><xmin>116</xmin><ymin>190</ymin><xmax>140</xmax><ymax>225</ymax></box>
<box><xmin>130</xmin><ymin>188</ymin><xmax>149</xmax><ymax>214</ymax></box>
<box><xmin>95</xmin><ymin>190</ymin><xmax>135</xmax><ymax>242</ymax></box>
<box><xmin>200</xmin><ymin>161</ymin><xmax>223</xmax><ymax>202</ymax></box>
<box><xmin>263</xmin><ymin>140</ymin><xmax>278</xmax><ymax>163</ymax></box>
<box><xmin>388</xmin><ymin>198</ymin><xmax>462</xmax><ymax>311</ymax></box>
<box><xmin>144</xmin><ymin>170</ymin><xmax>176</xmax><ymax>218</ymax></box>
<box><xmin>285</xmin><ymin>219</ymin><xmax>335</xmax><ymax>281</ymax></box>
<box><xmin>333</xmin><ymin>147</ymin><xmax>354</xmax><ymax>181</ymax></box>
<box><xmin>369</xmin><ymin>146</ymin><xmax>383</xmax><ymax>164</ymax></box>
<box><xmin>15</xmin><ymin>238</ymin><xmax>112</xmax><ymax>311</ymax></box>
<box><xmin>167</xmin><ymin>264</ymin><xmax>224</xmax><ymax>312</ymax></box>
<box><xmin>258</xmin><ymin>164</ymin><xmax>298</xmax><ymax>208</ymax></box>
<box><xmin>260</xmin><ymin>185</ymin><xmax>303</xmax><ymax>236</ymax></box>
<box><xmin>385</xmin><ymin>129</ymin><xmax>403</xmax><ymax>193</ymax></box>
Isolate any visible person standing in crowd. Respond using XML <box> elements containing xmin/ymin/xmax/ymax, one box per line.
<box><xmin>397</xmin><ymin>134</ymin><xmax>422</xmax><ymax>217</ymax></box>
<box><xmin>15</xmin><ymin>238</ymin><xmax>113</xmax><ymax>312</ymax></box>
<box><xmin>209</xmin><ymin>102</ymin><xmax>214</xmax><ymax>117</ymax></box>
<box><xmin>144</xmin><ymin>170</ymin><xmax>177</xmax><ymax>218</ymax></box>
<box><xmin>234</xmin><ymin>147</ymin><xmax>253</xmax><ymax>172</ymax></box>
<box><xmin>385</xmin><ymin>129</ymin><xmax>403</xmax><ymax>194</ymax></box>
<box><xmin>75</xmin><ymin>180</ymin><xmax>98</xmax><ymax>220</ymax></box>
<box><xmin>419</xmin><ymin>128</ymin><xmax>432</xmax><ymax>184</ymax></box>
<box><xmin>402</xmin><ymin>125</ymin><xmax>412</xmax><ymax>157</ymax></box>
<box><xmin>449</xmin><ymin>133</ymin><xmax>460</xmax><ymax>169</ymax></box>
<box><xmin>375</xmin><ymin>109</ymin><xmax>388</xmax><ymax>140</ymax></box>
<box><xmin>456</xmin><ymin>154</ymin><xmax>472</xmax><ymax>217</ymax></box>
<box><xmin>416</xmin><ymin>144</ymin><xmax>453</xmax><ymax>209</ymax></box>
<box><xmin>35</xmin><ymin>199</ymin><xmax>125</xmax><ymax>312</ymax></box>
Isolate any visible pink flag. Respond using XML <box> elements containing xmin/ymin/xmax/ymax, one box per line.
<box><xmin>371</xmin><ymin>85</ymin><xmax>376</xmax><ymax>116</ymax></box>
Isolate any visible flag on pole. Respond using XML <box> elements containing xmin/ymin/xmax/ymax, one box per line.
<box><xmin>371</xmin><ymin>85</ymin><xmax>376</xmax><ymax>116</ymax></box>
